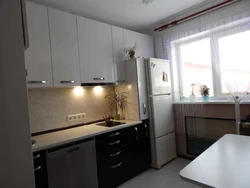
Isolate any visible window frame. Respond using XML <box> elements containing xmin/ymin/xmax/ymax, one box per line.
<box><xmin>173</xmin><ymin>19</ymin><xmax>250</xmax><ymax>100</ymax></box>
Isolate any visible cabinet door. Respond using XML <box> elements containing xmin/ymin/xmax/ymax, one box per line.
<box><xmin>77</xmin><ymin>16</ymin><xmax>114</xmax><ymax>83</ymax></box>
<box><xmin>25</xmin><ymin>2</ymin><xmax>53</xmax><ymax>88</ymax></box>
<box><xmin>124</xmin><ymin>29</ymin><xmax>154</xmax><ymax>58</ymax></box>
<box><xmin>47</xmin><ymin>139</ymin><xmax>98</xmax><ymax>188</ymax></box>
<box><xmin>129</xmin><ymin>121</ymin><xmax>151</xmax><ymax>177</ymax></box>
<box><xmin>112</xmin><ymin>26</ymin><xmax>126</xmax><ymax>84</ymax></box>
<box><xmin>48</xmin><ymin>8</ymin><xmax>80</xmax><ymax>87</ymax></box>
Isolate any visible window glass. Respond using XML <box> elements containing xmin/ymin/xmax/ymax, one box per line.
<box><xmin>219</xmin><ymin>30</ymin><xmax>250</xmax><ymax>93</ymax></box>
<box><xmin>180</xmin><ymin>38</ymin><xmax>214</xmax><ymax>97</ymax></box>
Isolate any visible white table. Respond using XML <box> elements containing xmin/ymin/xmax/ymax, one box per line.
<box><xmin>180</xmin><ymin>134</ymin><xmax>250</xmax><ymax>188</ymax></box>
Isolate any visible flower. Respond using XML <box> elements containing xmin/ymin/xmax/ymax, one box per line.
<box><xmin>200</xmin><ymin>85</ymin><xmax>210</xmax><ymax>96</ymax></box>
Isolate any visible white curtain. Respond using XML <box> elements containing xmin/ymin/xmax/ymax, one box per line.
<box><xmin>160</xmin><ymin>0</ymin><xmax>250</xmax><ymax>137</ymax></box>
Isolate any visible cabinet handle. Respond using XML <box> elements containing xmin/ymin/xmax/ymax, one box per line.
<box><xmin>109</xmin><ymin>132</ymin><xmax>120</xmax><ymax>137</ymax></box>
<box><xmin>116</xmin><ymin>80</ymin><xmax>126</xmax><ymax>83</ymax></box>
<box><xmin>20</xmin><ymin>0</ymin><xmax>29</xmax><ymax>50</ymax></box>
<box><xmin>93</xmin><ymin>77</ymin><xmax>105</xmax><ymax>81</ymax></box>
<box><xmin>33</xmin><ymin>154</ymin><xmax>40</xmax><ymax>160</ymax></box>
<box><xmin>109</xmin><ymin>140</ymin><xmax>120</xmax><ymax>146</ymax></box>
<box><xmin>110</xmin><ymin>150</ymin><xmax>122</xmax><ymax>157</ymax></box>
<box><xmin>34</xmin><ymin>166</ymin><xmax>41</xmax><ymax>172</ymax></box>
<box><xmin>135</xmin><ymin>127</ymin><xmax>138</xmax><ymax>141</ymax></box>
<box><xmin>145</xmin><ymin>124</ymin><xmax>148</xmax><ymax>137</ymax></box>
<box><xmin>60</xmin><ymin>81</ymin><xmax>75</xmax><ymax>84</ymax></box>
<box><xmin>111</xmin><ymin>162</ymin><xmax>122</xmax><ymax>169</ymax></box>
<box><xmin>28</xmin><ymin>81</ymin><xmax>46</xmax><ymax>84</ymax></box>
<box><xmin>143</xmin><ymin>103</ymin><xmax>147</xmax><ymax>115</ymax></box>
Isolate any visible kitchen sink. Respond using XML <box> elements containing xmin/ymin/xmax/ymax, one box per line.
<box><xmin>96</xmin><ymin>121</ymin><xmax>125</xmax><ymax>127</ymax></box>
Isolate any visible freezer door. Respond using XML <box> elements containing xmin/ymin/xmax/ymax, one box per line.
<box><xmin>153</xmin><ymin>132</ymin><xmax>177</xmax><ymax>169</ymax></box>
<box><xmin>147</xmin><ymin>58</ymin><xmax>171</xmax><ymax>95</ymax></box>
<box><xmin>151</xmin><ymin>95</ymin><xmax>174</xmax><ymax>138</ymax></box>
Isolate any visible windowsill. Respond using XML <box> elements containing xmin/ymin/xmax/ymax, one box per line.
<box><xmin>173</xmin><ymin>100</ymin><xmax>250</xmax><ymax>105</ymax></box>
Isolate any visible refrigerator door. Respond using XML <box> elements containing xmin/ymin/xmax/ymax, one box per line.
<box><xmin>147</xmin><ymin>58</ymin><xmax>171</xmax><ymax>95</ymax></box>
<box><xmin>154</xmin><ymin>132</ymin><xmax>177</xmax><ymax>169</ymax></box>
<box><xmin>151</xmin><ymin>95</ymin><xmax>174</xmax><ymax>138</ymax></box>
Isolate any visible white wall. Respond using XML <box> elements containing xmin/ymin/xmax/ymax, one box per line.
<box><xmin>0</xmin><ymin>1</ymin><xmax>35</xmax><ymax>187</ymax></box>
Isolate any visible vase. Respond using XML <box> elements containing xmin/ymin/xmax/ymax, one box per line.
<box><xmin>202</xmin><ymin>96</ymin><xmax>209</xmax><ymax>101</ymax></box>
<box><xmin>129</xmin><ymin>51</ymin><xmax>135</xmax><ymax>59</ymax></box>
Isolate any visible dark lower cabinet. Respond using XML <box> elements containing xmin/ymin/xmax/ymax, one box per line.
<box><xmin>96</xmin><ymin>120</ymin><xmax>151</xmax><ymax>188</ymax></box>
<box><xmin>129</xmin><ymin>119</ymin><xmax>151</xmax><ymax>177</ymax></box>
<box><xmin>46</xmin><ymin>138</ymin><xmax>99</xmax><ymax>188</ymax></box>
<box><xmin>33</xmin><ymin>150</ymin><xmax>49</xmax><ymax>188</ymax></box>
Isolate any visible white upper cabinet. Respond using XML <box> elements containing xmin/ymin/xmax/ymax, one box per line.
<box><xmin>25</xmin><ymin>2</ymin><xmax>53</xmax><ymax>88</ymax></box>
<box><xmin>124</xmin><ymin>29</ymin><xmax>154</xmax><ymax>58</ymax></box>
<box><xmin>77</xmin><ymin>16</ymin><xmax>114</xmax><ymax>83</ymax></box>
<box><xmin>111</xmin><ymin>26</ymin><xmax>126</xmax><ymax>84</ymax></box>
<box><xmin>48</xmin><ymin>8</ymin><xmax>80</xmax><ymax>87</ymax></box>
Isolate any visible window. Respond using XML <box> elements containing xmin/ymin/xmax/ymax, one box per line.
<box><xmin>219</xmin><ymin>30</ymin><xmax>250</xmax><ymax>93</ymax></box>
<box><xmin>173</xmin><ymin>22</ymin><xmax>250</xmax><ymax>100</ymax></box>
<box><xmin>179</xmin><ymin>38</ymin><xmax>214</xmax><ymax>97</ymax></box>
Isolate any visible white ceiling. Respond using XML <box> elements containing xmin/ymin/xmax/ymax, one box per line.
<box><xmin>30</xmin><ymin>0</ymin><xmax>206</xmax><ymax>33</ymax></box>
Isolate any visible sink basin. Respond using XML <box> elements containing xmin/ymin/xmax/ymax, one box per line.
<box><xmin>96</xmin><ymin>121</ymin><xmax>125</xmax><ymax>127</ymax></box>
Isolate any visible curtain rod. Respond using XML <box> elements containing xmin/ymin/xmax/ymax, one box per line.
<box><xmin>154</xmin><ymin>0</ymin><xmax>241</xmax><ymax>32</ymax></box>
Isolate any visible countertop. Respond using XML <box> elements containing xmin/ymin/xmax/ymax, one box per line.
<box><xmin>180</xmin><ymin>134</ymin><xmax>250</xmax><ymax>188</ymax></box>
<box><xmin>32</xmin><ymin>120</ymin><xmax>142</xmax><ymax>152</ymax></box>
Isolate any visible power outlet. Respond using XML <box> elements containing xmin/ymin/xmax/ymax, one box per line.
<box><xmin>67</xmin><ymin>113</ymin><xmax>86</xmax><ymax>122</ymax></box>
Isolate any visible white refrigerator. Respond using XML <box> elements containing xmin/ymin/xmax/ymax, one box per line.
<box><xmin>146</xmin><ymin>58</ymin><xmax>177</xmax><ymax>169</ymax></box>
<box><xmin>126</xmin><ymin>58</ymin><xmax>176</xmax><ymax>169</ymax></box>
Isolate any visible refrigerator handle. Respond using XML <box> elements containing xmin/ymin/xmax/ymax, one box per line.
<box><xmin>143</xmin><ymin>103</ymin><xmax>147</xmax><ymax>115</ymax></box>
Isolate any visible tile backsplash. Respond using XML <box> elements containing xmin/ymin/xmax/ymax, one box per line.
<box><xmin>28</xmin><ymin>87</ymin><xmax>111</xmax><ymax>133</ymax></box>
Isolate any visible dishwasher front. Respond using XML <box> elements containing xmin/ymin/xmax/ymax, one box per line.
<box><xmin>47</xmin><ymin>138</ymin><xmax>99</xmax><ymax>188</ymax></box>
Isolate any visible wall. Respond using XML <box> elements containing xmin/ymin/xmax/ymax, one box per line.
<box><xmin>28</xmin><ymin>87</ymin><xmax>112</xmax><ymax>133</ymax></box>
<box><xmin>0</xmin><ymin>0</ymin><xmax>35</xmax><ymax>187</ymax></box>
<box><xmin>174</xmin><ymin>104</ymin><xmax>250</xmax><ymax>157</ymax></box>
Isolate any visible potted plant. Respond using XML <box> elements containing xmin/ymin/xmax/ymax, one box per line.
<box><xmin>105</xmin><ymin>87</ymin><xmax>129</xmax><ymax>120</ymax></box>
<box><xmin>124</xmin><ymin>42</ymin><xmax>138</xmax><ymax>59</ymax></box>
<box><xmin>200</xmin><ymin>85</ymin><xmax>210</xmax><ymax>100</ymax></box>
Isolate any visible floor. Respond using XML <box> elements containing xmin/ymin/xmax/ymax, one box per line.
<box><xmin>118</xmin><ymin>158</ymin><xmax>201</xmax><ymax>188</ymax></box>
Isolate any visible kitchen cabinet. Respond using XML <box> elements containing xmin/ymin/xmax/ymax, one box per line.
<box><xmin>96</xmin><ymin>128</ymin><xmax>131</xmax><ymax>188</ymax></box>
<box><xmin>25</xmin><ymin>2</ymin><xmax>53</xmax><ymax>88</ymax></box>
<box><xmin>96</xmin><ymin>123</ymin><xmax>151</xmax><ymax>188</ymax></box>
<box><xmin>129</xmin><ymin>119</ymin><xmax>151</xmax><ymax>177</ymax></box>
<box><xmin>33</xmin><ymin>150</ymin><xmax>49</xmax><ymax>188</ymax></box>
<box><xmin>124</xmin><ymin>29</ymin><xmax>154</xmax><ymax>58</ymax></box>
<box><xmin>47</xmin><ymin>138</ymin><xmax>98</xmax><ymax>188</ymax></box>
<box><xmin>77</xmin><ymin>16</ymin><xmax>115</xmax><ymax>84</ymax></box>
<box><xmin>48</xmin><ymin>8</ymin><xmax>81</xmax><ymax>87</ymax></box>
<box><xmin>112</xmin><ymin>26</ymin><xmax>126</xmax><ymax>84</ymax></box>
